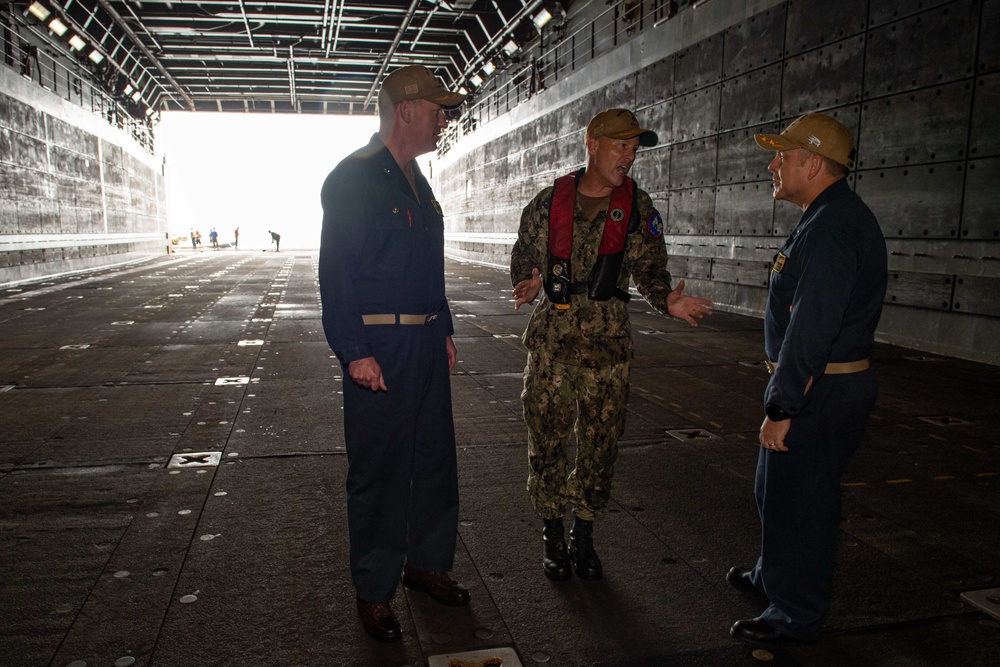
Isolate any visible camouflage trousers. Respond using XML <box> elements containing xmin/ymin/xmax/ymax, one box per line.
<box><xmin>522</xmin><ymin>350</ymin><xmax>630</xmax><ymax>521</ymax></box>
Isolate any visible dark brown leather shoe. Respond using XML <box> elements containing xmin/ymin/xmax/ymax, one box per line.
<box><xmin>401</xmin><ymin>564</ymin><xmax>471</xmax><ymax>606</ymax></box>
<box><xmin>730</xmin><ymin>617</ymin><xmax>815</xmax><ymax>649</ymax></box>
<box><xmin>356</xmin><ymin>595</ymin><xmax>401</xmax><ymax>642</ymax></box>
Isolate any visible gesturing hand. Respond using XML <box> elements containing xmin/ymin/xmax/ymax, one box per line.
<box><xmin>667</xmin><ymin>279</ymin><xmax>714</xmax><ymax>327</ymax></box>
<box><xmin>512</xmin><ymin>268</ymin><xmax>542</xmax><ymax>311</ymax></box>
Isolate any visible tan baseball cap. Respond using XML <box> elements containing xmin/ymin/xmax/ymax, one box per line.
<box><xmin>381</xmin><ymin>65</ymin><xmax>466</xmax><ymax>109</ymax></box>
<box><xmin>754</xmin><ymin>113</ymin><xmax>856</xmax><ymax>167</ymax></box>
<box><xmin>586</xmin><ymin>109</ymin><xmax>658</xmax><ymax>147</ymax></box>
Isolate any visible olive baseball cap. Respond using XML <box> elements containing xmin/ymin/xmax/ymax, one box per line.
<box><xmin>381</xmin><ymin>65</ymin><xmax>466</xmax><ymax>109</ymax></box>
<box><xmin>754</xmin><ymin>113</ymin><xmax>856</xmax><ymax>167</ymax></box>
<box><xmin>586</xmin><ymin>109</ymin><xmax>658</xmax><ymax>147</ymax></box>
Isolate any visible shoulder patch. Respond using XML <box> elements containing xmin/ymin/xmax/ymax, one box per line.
<box><xmin>647</xmin><ymin>210</ymin><xmax>663</xmax><ymax>238</ymax></box>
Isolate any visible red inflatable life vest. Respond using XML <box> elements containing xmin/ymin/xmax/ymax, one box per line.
<box><xmin>545</xmin><ymin>169</ymin><xmax>637</xmax><ymax>308</ymax></box>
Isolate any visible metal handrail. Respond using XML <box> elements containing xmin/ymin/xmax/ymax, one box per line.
<box><xmin>438</xmin><ymin>0</ymin><xmax>681</xmax><ymax>156</ymax></box>
<box><xmin>1</xmin><ymin>13</ymin><xmax>155</xmax><ymax>154</ymax></box>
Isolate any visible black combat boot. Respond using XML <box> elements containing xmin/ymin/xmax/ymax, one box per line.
<box><xmin>569</xmin><ymin>517</ymin><xmax>603</xmax><ymax>581</ymax></box>
<box><xmin>542</xmin><ymin>518</ymin><xmax>572</xmax><ymax>581</ymax></box>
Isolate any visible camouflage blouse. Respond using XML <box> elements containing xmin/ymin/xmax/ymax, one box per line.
<box><xmin>510</xmin><ymin>181</ymin><xmax>675</xmax><ymax>367</ymax></box>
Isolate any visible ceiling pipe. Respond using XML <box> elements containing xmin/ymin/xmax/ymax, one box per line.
<box><xmin>362</xmin><ymin>0</ymin><xmax>422</xmax><ymax>109</ymax></box>
<box><xmin>237</xmin><ymin>0</ymin><xmax>255</xmax><ymax>48</ymax></box>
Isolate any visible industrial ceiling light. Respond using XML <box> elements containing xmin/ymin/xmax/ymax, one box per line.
<box><xmin>469</xmin><ymin>74</ymin><xmax>483</xmax><ymax>87</ymax></box>
<box><xmin>88</xmin><ymin>49</ymin><xmax>104</xmax><ymax>64</ymax></box>
<box><xmin>502</xmin><ymin>39</ymin><xmax>519</xmax><ymax>57</ymax></box>
<box><xmin>533</xmin><ymin>8</ymin><xmax>552</xmax><ymax>29</ymax></box>
<box><xmin>482</xmin><ymin>60</ymin><xmax>496</xmax><ymax>76</ymax></box>
<box><xmin>68</xmin><ymin>34</ymin><xmax>86</xmax><ymax>51</ymax></box>
<box><xmin>27</xmin><ymin>2</ymin><xmax>51</xmax><ymax>21</ymax></box>
<box><xmin>124</xmin><ymin>83</ymin><xmax>134</xmax><ymax>95</ymax></box>
<box><xmin>48</xmin><ymin>17</ymin><xmax>68</xmax><ymax>36</ymax></box>
<box><xmin>131</xmin><ymin>90</ymin><xmax>141</xmax><ymax>102</ymax></box>
<box><xmin>458</xmin><ymin>86</ymin><xmax>468</xmax><ymax>95</ymax></box>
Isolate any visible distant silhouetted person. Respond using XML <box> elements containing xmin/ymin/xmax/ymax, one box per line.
<box><xmin>209</xmin><ymin>228</ymin><xmax>219</xmax><ymax>249</ymax></box>
<box><xmin>190</xmin><ymin>229</ymin><xmax>197</xmax><ymax>250</ymax></box>
<box><xmin>234</xmin><ymin>227</ymin><xmax>240</xmax><ymax>249</ymax></box>
<box><xmin>269</xmin><ymin>230</ymin><xmax>281</xmax><ymax>251</ymax></box>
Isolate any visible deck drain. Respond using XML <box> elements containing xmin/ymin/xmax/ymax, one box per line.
<box><xmin>960</xmin><ymin>588</ymin><xmax>1000</xmax><ymax>621</ymax></box>
<box><xmin>666</xmin><ymin>429</ymin><xmax>722</xmax><ymax>442</ymax></box>
<box><xmin>215</xmin><ymin>376</ymin><xmax>250</xmax><ymax>386</ymax></box>
<box><xmin>918</xmin><ymin>415</ymin><xmax>970</xmax><ymax>426</ymax></box>
<box><xmin>427</xmin><ymin>647</ymin><xmax>522</xmax><ymax>667</ymax></box>
<box><xmin>167</xmin><ymin>452</ymin><xmax>222</xmax><ymax>468</ymax></box>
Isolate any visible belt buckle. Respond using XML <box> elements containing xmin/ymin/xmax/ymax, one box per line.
<box><xmin>424</xmin><ymin>312</ymin><xmax>438</xmax><ymax>325</ymax></box>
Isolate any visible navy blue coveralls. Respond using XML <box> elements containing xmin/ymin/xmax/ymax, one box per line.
<box><xmin>318</xmin><ymin>133</ymin><xmax>459</xmax><ymax>603</ymax></box>
<box><xmin>749</xmin><ymin>178</ymin><xmax>887</xmax><ymax>639</ymax></box>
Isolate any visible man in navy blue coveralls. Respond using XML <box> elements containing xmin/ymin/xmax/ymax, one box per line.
<box><xmin>318</xmin><ymin>65</ymin><xmax>471</xmax><ymax>643</ymax></box>
<box><xmin>728</xmin><ymin>113</ymin><xmax>888</xmax><ymax>649</ymax></box>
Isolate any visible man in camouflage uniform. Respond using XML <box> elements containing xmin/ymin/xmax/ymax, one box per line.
<box><xmin>510</xmin><ymin>109</ymin><xmax>713</xmax><ymax>581</ymax></box>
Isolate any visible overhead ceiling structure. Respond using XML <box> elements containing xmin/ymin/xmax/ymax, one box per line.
<box><xmin>12</xmin><ymin>0</ymin><xmax>561</xmax><ymax>115</ymax></box>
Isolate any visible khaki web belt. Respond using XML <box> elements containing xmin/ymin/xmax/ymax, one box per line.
<box><xmin>765</xmin><ymin>358</ymin><xmax>871</xmax><ymax>375</ymax></box>
<box><xmin>361</xmin><ymin>313</ymin><xmax>438</xmax><ymax>325</ymax></box>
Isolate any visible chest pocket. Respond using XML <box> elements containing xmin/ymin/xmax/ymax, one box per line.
<box><xmin>371</xmin><ymin>210</ymin><xmax>413</xmax><ymax>272</ymax></box>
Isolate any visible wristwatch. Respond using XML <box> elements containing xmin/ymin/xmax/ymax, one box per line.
<box><xmin>765</xmin><ymin>402</ymin><xmax>791</xmax><ymax>422</ymax></box>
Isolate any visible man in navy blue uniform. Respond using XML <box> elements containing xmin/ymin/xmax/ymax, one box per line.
<box><xmin>319</xmin><ymin>65</ymin><xmax>470</xmax><ymax>643</ymax></box>
<box><xmin>728</xmin><ymin>113</ymin><xmax>888</xmax><ymax>649</ymax></box>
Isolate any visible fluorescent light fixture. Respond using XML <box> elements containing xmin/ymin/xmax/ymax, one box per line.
<box><xmin>27</xmin><ymin>2</ymin><xmax>51</xmax><ymax>21</ymax></box>
<box><xmin>131</xmin><ymin>90</ymin><xmax>141</xmax><ymax>102</ymax></box>
<box><xmin>458</xmin><ymin>86</ymin><xmax>468</xmax><ymax>95</ymax></box>
<box><xmin>469</xmin><ymin>74</ymin><xmax>483</xmax><ymax>87</ymax></box>
<box><xmin>502</xmin><ymin>39</ymin><xmax>519</xmax><ymax>57</ymax></box>
<box><xmin>482</xmin><ymin>60</ymin><xmax>496</xmax><ymax>76</ymax></box>
<box><xmin>48</xmin><ymin>18</ymin><xmax>68</xmax><ymax>36</ymax></box>
<box><xmin>68</xmin><ymin>34</ymin><xmax>86</xmax><ymax>51</ymax></box>
<box><xmin>124</xmin><ymin>83</ymin><xmax>134</xmax><ymax>95</ymax></box>
<box><xmin>145</xmin><ymin>107</ymin><xmax>155</xmax><ymax>117</ymax></box>
<box><xmin>88</xmin><ymin>50</ymin><xmax>104</xmax><ymax>64</ymax></box>
<box><xmin>533</xmin><ymin>8</ymin><xmax>552</xmax><ymax>29</ymax></box>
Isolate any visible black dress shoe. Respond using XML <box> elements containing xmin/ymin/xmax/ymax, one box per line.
<box><xmin>542</xmin><ymin>518</ymin><xmax>572</xmax><ymax>581</ymax></box>
<box><xmin>356</xmin><ymin>595</ymin><xmax>401</xmax><ymax>642</ymax></box>
<box><xmin>727</xmin><ymin>566</ymin><xmax>768</xmax><ymax>602</ymax></box>
<box><xmin>401</xmin><ymin>564</ymin><xmax>471</xmax><ymax>606</ymax></box>
<box><xmin>730</xmin><ymin>617</ymin><xmax>814</xmax><ymax>649</ymax></box>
